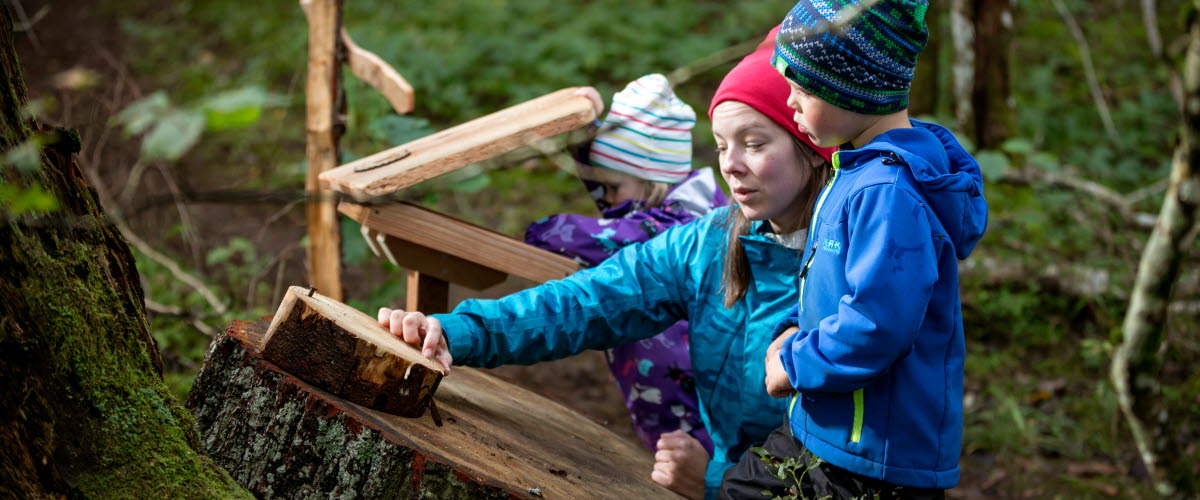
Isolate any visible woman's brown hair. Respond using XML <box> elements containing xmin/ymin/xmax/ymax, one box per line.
<box><xmin>721</xmin><ymin>139</ymin><xmax>832</xmax><ymax>308</ymax></box>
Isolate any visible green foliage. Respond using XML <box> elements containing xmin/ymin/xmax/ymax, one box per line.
<box><xmin>0</xmin><ymin>181</ymin><xmax>58</xmax><ymax>214</ymax></box>
<box><xmin>112</xmin><ymin>86</ymin><xmax>285</xmax><ymax>161</ymax></box>
<box><xmin>749</xmin><ymin>447</ymin><xmax>829</xmax><ymax>500</ymax></box>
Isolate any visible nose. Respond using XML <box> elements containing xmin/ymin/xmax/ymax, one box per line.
<box><xmin>602</xmin><ymin>188</ymin><xmax>620</xmax><ymax>207</ymax></box>
<box><xmin>786</xmin><ymin>87</ymin><xmax>803</xmax><ymax>113</ymax></box>
<box><xmin>719</xmin><ymin>147</ymin><xmax>746</xmax><ymax>178</ymax></box>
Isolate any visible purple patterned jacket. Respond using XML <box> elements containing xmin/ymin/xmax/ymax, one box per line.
<box><xmin>525</xmin><ymin>168</ymin><xmax>728</xmax><ymax>453</ymax></box>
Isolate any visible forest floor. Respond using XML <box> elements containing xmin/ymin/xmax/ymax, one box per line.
<box><xmin>12</xmin><ymin>3</ymin><xmax>1185</xmax><ymax>498</ymax></box>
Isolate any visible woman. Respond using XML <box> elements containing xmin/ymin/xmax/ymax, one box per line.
<box><xmin>379</xmin><ymin>28</ymin><xmax>834</xmax><ymax>500</ymax></box>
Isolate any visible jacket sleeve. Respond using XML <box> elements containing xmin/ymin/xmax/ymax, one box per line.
<box><xmin>434</xmin><ymin>218</ymin><xmax>706</xmax><ymax>368</ymax></box>
<box><xmin>772</xmin><ymin>303</ymin><xmax>801</xmax><ymax>338</ymax></box>
<box><xmin>779</xmin><ymin>184</ymin><xmax>938</xmax><ymax>393</ymax></box>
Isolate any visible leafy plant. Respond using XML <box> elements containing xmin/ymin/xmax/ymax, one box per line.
<box><xmin>749</xmin><ymin>447</ymin><xmax>829</xmax><ymax>500</ymax></box>
<box><xmin>112</xmin><ymin>86</ymin><xmax>285</xmax><ymax>161</ymax></box>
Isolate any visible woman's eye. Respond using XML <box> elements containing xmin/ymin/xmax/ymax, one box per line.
<box><xmin>746</xmin><ymin>142</ymin><xmax>763</xmax><ymax>150</ymax></box>
<box><xmin>715</xmin><ymin>145</ymin><xmax>727</xmax><ymax>154</ymax></box>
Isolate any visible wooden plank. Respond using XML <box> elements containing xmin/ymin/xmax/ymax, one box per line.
<box><xmin>405</xmin><ymin>270</ymin><xmax>449</xmax><ymax>314</ymax></box>
<box><xmin>261</xmin><ymin>286</ymin><xmax>443</xmax><ymax>418</ymax></box>
<box><xmin>342</xmin><ymin>29</ymin><xmax>414</xmax><ymax>115</ymax></box>
<box><xmin>189</xmin><ymin>320</ymin><xmax>678</xmax><ymax>499</ymax></box>
<box><xmin>375</xmin><ymin>229</ymin><xmax>507</xmax><ymax>290</ymax></box>
<box><xmin>301</xmin><ymin>0</ymin><xmax>344</xmax><ymax>300</ymax></box>
<box><xmin>341</xmin><ymin>202</ymin><xmax>581</xmax><ymax>284</ymax></box>
<box><xmin>319</xmin><ymin>87</ymin><xmax>597</xmax><ymax>200</ymax></box>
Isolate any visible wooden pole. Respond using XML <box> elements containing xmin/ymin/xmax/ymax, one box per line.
<box><xmin>302</xmin><ymin>0</ymin><xmax>344</xmax><ymax>300</ymax></box>
<box><xmin>405</xmin><ymin>270</ymin><xmax>450</xmax><ymax>315</ymax></box>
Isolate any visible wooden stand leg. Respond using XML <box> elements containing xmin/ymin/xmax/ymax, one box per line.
<box><xmin>406</xmin><ymin>269</ymin><xmax>449</xmax><ymax>314</ymax></box>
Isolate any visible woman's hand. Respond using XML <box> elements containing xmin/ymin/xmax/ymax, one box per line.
<box><xmin>652</xmin><ymin>430</ymin><xmax>709</xmax><ymax>500</ymax></box>
<box><xmin>377</xmin><ymin>307</ymin><xmax>452</xmax><ymax>373</ymax></box>
<box><xmin>764</xmin><ymin>328</ymin><xmax>798</xmax><ymax>398</ymax></box>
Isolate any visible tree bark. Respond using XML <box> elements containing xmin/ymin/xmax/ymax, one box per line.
<box><xmin>971</xmin><ymin>0</ymin><xmax>1015</xmax><ymax>149</ymax></box>
<box><xmin>950</xmin><ymin>0</ymin><xmax>1016</xmax><ymax>148</ymax></box>
<box><xmin>950</xmin><ymin>0</ymin><xmax>975</xmax><ymax>138</ymax></box>
<box><xmin>187</xmin><ymin>320</ymin><xmax>677</xmax><ymax>499</ymax></box>
<box><xmin>0</xmin><ymin>6</ymin><xmax>249</xmax><ymax>498</ymax></box>
<box><xmin>1111</xmin><ymin>1</ymin><xmax>1200</xmax><ymax>495</ymax></box>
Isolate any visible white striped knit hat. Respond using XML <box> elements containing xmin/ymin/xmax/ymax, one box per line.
<box><xmin>588</xmin><ymin>74</ymin><xmax>695</xmax><ymax>184</ymax></box>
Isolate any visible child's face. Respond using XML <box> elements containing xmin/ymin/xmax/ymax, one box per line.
<box><xmin>577</xmin><ymin>164</ymin><xmax>648</xmax><ymax>208</ymax></box>
<box><xmin>712</xmin><ymin>101</ymin><xmax>818</xmax><ymax>233</ymax></box>
<box><xmin>785</xmin><ymin>80</ymin><xmax>865</xmax><ymax>148</ymax></box>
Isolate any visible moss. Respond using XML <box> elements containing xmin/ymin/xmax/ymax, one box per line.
<box><xmin>2</xmin><ymin>178</ymin><xmax>250</xmax><ymax>498</ymax></box>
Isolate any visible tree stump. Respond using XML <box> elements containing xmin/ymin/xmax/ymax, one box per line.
<box><xmin>187</xmin><ymin>320</ymin><xmax>679</xmax><ymax>499</ymax></box>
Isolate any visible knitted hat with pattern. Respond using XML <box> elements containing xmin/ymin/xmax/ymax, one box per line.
<box><xmin>772</xmin><ymin>0</ymin><xmax>929</xmax><ymax>115</ymax></box>
<box><xmin>589</xmin><ymin>74</ymin><xmax>695</xmax><ymax>184</ymax></box>
<box><xmin>709</xmin><ymin>26</ymin><xmax>837</xmax><ymax>161</ymax></box>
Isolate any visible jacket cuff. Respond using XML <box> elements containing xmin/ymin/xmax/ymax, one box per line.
<box><xmin>771</xmin><ymin>312</ymin><xmax>800</xmax><ymax>339</ymax></box>
<box><xmin>704</xmin><ymin>459</ymin><xmax>733</xmax><ymax>500</ymax></box>
<box><xmin>430</xmin><ymin>313</ymin><xmax>478</xmax><ymax>363</ymax></box>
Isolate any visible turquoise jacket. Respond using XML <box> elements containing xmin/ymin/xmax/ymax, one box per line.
<box><xmin>433</xmin><ymin>207</ymin><xmax>801</xmax><ymax>497</ymax></box>
<box><xmin>775</xmin><ymin>119</ymin><xmax>987</xmax><ymax>489</ymax></box>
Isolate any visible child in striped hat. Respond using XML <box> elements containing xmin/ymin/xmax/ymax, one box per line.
<box><xmin>525</xmin><ymin>73</ymin><xmax>726</xmax><ymax>456</ymax></box>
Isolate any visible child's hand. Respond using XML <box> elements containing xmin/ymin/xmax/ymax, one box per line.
<box><xmin>652</xmin><ymin>430</ymin><xmax>708</xmax><ymax>500</ymax></box>
<box><xmin>764</xmin><ymin>328</ymin><xmax>798</xmax><ymax>398</ymax></box>
<box><xmin>378</xmin><ymin>307</ymin><xmax>452</xmax><ymax>373</ymax></box>
<box><xmin>573</xmin><ymin>87</ymin><xmax>604</xmax><ymax>118</ymax></box>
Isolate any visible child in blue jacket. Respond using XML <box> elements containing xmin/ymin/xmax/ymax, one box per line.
<box><xmin>721</xmin><ymin>1</ymin><xmax>988</xmax><ymax>499</ymax></box>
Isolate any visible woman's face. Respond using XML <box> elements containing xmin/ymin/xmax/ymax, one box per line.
<box><xmin>712</xmin><ymin>101</ymin><xmax>817</xmax><ymax>233</ymax></box>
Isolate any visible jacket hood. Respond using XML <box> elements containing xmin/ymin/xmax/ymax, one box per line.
<box><xmin>838</xmin><ymin>119</ymin><xmax>987</xmax><ymax>259</ymax></box>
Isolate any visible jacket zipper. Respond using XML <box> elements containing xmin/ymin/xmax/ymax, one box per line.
<box><xmin>799</xmin><ymin>152</ymin><xmax>841</xmax><ymax>312</ymax></box>
<box><xmin>851</xmin><ymin>388</ymin><xmax>864</xmax><ymax>443</ymax></box>
<box><xmin>791</xmin><ymin>153</ymin><xmax>861</xmax><ymax>442</ymax></box>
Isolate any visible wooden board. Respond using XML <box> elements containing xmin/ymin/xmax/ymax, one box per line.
<box><xmin>188</xmin><ymin>320</ymin><xmax>678</xmax><ymax>499</ymax></box>
<box><xmin>342</xmin><ymin>29</ymin><xmax>414</xmax><ymax>115</ymax></box>
<box><xmin>261</xmin><ymin>286</ymin><xmax>443</xmax><ymax>418</ymax></box>
<box><xmin>319</xmin><ymin>87</ymin><xmax>597</xmax><ymax>200</ymax></box>
<box><xmin>341</xmin><ymin>202</ymin><xmax>581</xmax><ymax>284</ymax></box>
<box><xmin>362</xmin><ymin>225</ymin><xmax>507</xmax><ymax>290</ymax></box>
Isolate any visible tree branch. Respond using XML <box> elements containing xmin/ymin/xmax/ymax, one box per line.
<box><xmin>1053</xmin><ymin>0</ymin><xmax>1122</xmax><ymax>145</ymax></box>
<box><xmin>995</xmin><ymin>166</ymin><xmax>1159</xmax><ymax>229</ymax></box>
<box><xmin>1111</xmin><ymin>1</ymin><xmax>1200</xmax><ymax>492</ymax></box>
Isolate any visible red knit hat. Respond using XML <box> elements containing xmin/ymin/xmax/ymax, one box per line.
<box><xmin>708</xmin><ymin>26</ymin><xmax>836</xmax><ymax>161</ymax></box>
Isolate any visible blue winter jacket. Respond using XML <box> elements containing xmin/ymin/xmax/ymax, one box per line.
<box><xmin>774</xmin><ymin>119</ymin><xmax>987</xmax><ymax>489</ymax></box>
<box><xmin>433</xmin><ymin>207</ymin><xmax>802</xmax><ymax>498</ymax></box>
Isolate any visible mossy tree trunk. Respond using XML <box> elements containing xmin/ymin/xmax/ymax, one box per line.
<box><xmin>1111</xmin><ymin>0</ymin><xmax>1200</xmax><ymax>496</ymax></box>
<box><xmin>0</xmin><ymin>6</ymin><xmax>250</xmax><ymax>498</ymax></box>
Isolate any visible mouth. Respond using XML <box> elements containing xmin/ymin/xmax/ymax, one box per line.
<box><xmin>731</xmin><ymin>187</ymin><xmax>757</xmax><ymax>202</ymax></box>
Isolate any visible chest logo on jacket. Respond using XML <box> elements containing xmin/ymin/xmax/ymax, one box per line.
<box><xmin>822</xmin><ymin>237</ymin><xmax>842</xmax><ymax>256</ymax></box>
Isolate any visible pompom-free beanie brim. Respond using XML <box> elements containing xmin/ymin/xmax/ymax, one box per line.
<box><xmin>709</xmin><ymin>26</ymin><xmax>836</xmax><ymax>161</ymax></box>
<box><xmin>773</xmin><ymin>0</ymin><xmax>929</xmax><ymax>115</ymax></box>
<box><xmin>589</xmin><ymin>74</ymin><xmax>695</xmax><ymax>184</ymax></box>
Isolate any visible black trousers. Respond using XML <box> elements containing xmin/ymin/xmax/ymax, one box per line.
<box><xmin>720</xmin><ymin>419</ymin><xmax>944</xmax><ymax>500</ymax></box>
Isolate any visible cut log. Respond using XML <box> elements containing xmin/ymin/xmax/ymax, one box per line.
<box><xmin>187</xmin><ymin>320</ymin><xmax>677</xmax><ymax>499</ymax></box>
<box><xmin>261</xmin><ymin>286</ymin><xmax>443</xmax><ymax>418</ymax></box>
<box><xmin>341</xmin><ymin>201</ymin><xmax>581</xmax><ymax>284</ymax></box>
<box><xmin>318</xmin><ymin>87</ymin><xmax>597</xmax><ymax>200</ymax></box>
